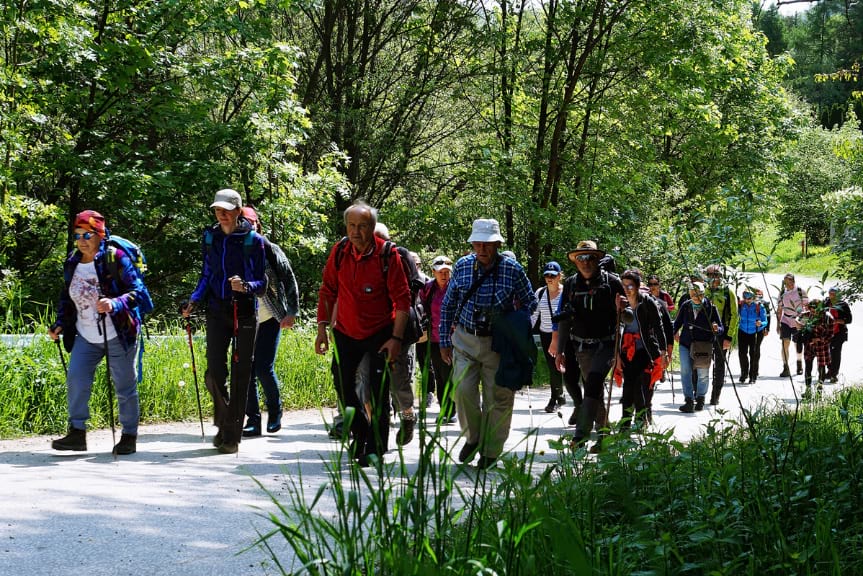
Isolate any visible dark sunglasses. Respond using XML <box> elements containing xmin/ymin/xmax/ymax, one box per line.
<box><xmin>647</xmin><ymin>282</ymin><xmax>659</xmax><ymax>286</ymax></box>
<box><xmin>575</xmin><ymin>254</ymin><xmax>595</xmax><ymax>262</ymax></box>
<box><xmin>73</xmin><ymin>232</ymin><xmax>97</xmax><ymax>240</ymax></box>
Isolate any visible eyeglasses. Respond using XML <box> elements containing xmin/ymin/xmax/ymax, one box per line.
<box><xmin>73</xmin><ymin>232</ymin><xmax>96</xmax><ymax>240</ymax></box>
<box><xmin>575</xmin><ymin>254</ymin><xmax>595</xmax><ymax>262</ymax></box>
<box><xmin>647</xmin><ymin>282</ymin><xmax>659</xmax><ymax>287</ymax></box>
<box><xmin>623</xmin><ymin>284</ymin><xmax>637</xmax><ymax>291</ymax></box>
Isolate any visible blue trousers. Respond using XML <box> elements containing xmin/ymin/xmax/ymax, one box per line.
<box><xmin>245</xmin><ymin>317</ymin><xmax>282</xmax><ymax>419</ymax></box>
<box><xmin>679</xmin><ymin>344</ymin><xmax>709</xmax><ymax>401</ymax></box>
<box><xmin>66</xmin><ymin>336</ymin><xmax>139</xmax><ymax>435</ymax></box>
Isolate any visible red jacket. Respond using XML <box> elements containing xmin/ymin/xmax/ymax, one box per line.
<box><xmin>317</xmin><ymin>235</ymin><xmax>411</xmax><ymax>339</ymax></box>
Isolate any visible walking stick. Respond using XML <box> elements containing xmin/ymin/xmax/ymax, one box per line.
<box><xmin>100</xmin><ymin>314</ymin><xmax>118</xmax><ymax>458</ymax></box>
<box><xmin>55</xmin><ymin>338</ymin><xmax>67</xmax><ymax>375</ymax></box>
<box><xmin>605</xmin><ymin>307</ymin><xmax>624</xmax><ymax>428</ymax></box>
<box><xmin>229</xmin><ymin>296</ymin><xmax>240</xmax><ymax>454</ymax></box>
<box><xmin>184</xmin><ymin>317</ymin><xmax>206</xmax><ymax>440</ymax></box>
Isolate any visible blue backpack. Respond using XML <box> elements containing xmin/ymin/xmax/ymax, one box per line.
<box><xmin>105</xmin><ymin>235</ymin><xmax>154</xmax><ymax>316</ymax></box>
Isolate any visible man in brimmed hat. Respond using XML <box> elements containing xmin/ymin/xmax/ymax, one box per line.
<box><xmin>552</xmin><ymin>240</ymin><xmax>625</xmax><ymax>452</ymax></box>
<box><xmin>777</xmin><ymin>272</ymin><xmax>808</xmax><ymax>377</ymax></box>
<box><xmin>439</xmin><ymin>218</ymin><xmax>537</xmax><ymax>469</ymax></box>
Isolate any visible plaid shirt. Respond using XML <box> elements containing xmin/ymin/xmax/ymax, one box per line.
<box><xmin>439</xmin><ymin>253</ymin><xmax>537</xmax><ymax>349</ymax></box>
<box><xmin>802</xmin><ymin>311</ymin><xmax>833</xmax><ymax>366</ymax></box>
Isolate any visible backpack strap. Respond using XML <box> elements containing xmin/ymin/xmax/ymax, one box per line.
<box><xmin>333</xmin><ymin>236</ymin><xmax>350</xmax><ymax>271</ymax></box>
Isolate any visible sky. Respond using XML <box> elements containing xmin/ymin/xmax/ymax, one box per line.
<box><xmin>767</xmin><ymin>0</ymin><xmax>815</xmax><ymax>16</ymax></box>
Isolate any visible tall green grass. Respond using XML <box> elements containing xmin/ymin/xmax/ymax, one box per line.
<box><xmin>0</xmin><ymin>320</ymin><xmax>336</xmax><ymax>439</ymax></box>
<box><xmin>255</xmin><ymin>389</ymin><xmax>863</xmax><ymax>575</ymax></box>
<box><xmin>739</xmin><ymin>224</ymin><xmax>839</xmax><ymax>278</ymax></box>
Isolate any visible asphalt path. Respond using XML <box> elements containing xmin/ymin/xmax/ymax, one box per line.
<box><xmin>1</xmin><ymin>273</ymin><xmax>860</xmax><ymax>575</ymax></box>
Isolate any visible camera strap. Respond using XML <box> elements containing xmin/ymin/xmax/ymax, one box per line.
<box><xmin>454</xmin><ymin>256</ymin><xmax>500</xmax><ymax>326</ymax></box>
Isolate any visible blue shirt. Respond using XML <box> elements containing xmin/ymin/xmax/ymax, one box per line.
<box><xmin>439</xmin><ymin>253</ymin><xmax>537</xmax><ymax>349</ymax></box>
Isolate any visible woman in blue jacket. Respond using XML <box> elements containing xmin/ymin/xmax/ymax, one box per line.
<box><xmin>183</xmin><ymin>189</ymin><xmax>266</xmax><ymax>454</ymax></box>
<box><xmin>673</xmin><ymin>282</ymin><xmax>722</xmax><ymax>413</ymax></box>
<box><xmin>49</xmin><ymin>210</ymin><xmax>150</xmax><ymax>455</ymax></box>
<box><xmin>737</xmin><ymin>288</ymin><xmax>768</xmax><ymax>384</ymax></box>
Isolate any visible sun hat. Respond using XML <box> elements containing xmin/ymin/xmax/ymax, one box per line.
<box><xmin>431</xmin><ymin>255</ymin><xmax>453</xmax><ymax>272</ymax></box>
<box><xmin>467</xmin><ymin>218</ymin><xmax>505</xmax><ymax>243</ymax></box>
<box><xmin>543</xmin><ymin>261</ymin><xmax>562</xmax><ymax>276</ymax></box>
<box><xmin>210</xmin><ymin>188</ymin><xmax>243</xmax><ymax>210</ymax></box>
<box><xmin>74</xmin><ymin>210</ymin><xmax>107</xmax><ymax>239</ymax></box>
<box><xmin>566</xmin><ymin>240</ymin><xmax>605</xmax><ymax>264</ymax></box>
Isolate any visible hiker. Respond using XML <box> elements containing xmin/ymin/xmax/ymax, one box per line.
<box><xmin>439</xmin><ymin>218</ymin><xmax>537</xmax><ymax>469</ymax></box>
<box><xmin>530</xmin><ymin>261</ymin><xmax>569</xmax><ymax>414</ymax></box>
<box><xmin>411</xmin><ymin>251</ymin><xmax>435</xmax><ymax>409</ymax></box>
<box><xmin>239</xmin><ymin>207</ymin><xmax>299</xmax><ymax>438</ymax></box>
<box><xmin>49</xmin><ymin>210</ymin><xmax>148</xmax><ymax>455</ymax></box>
<box><xmin>673</xmin><ymin>282</ymin><xmax>722</xmax><ymax>413</ymax></box>
<box><xmin>315</xmin><ymin>201</ymin><xmax>411</xmax><ymax>467</ymax></box>
<box><xmin>614</xmin><ymin>269</ymin><xmax>667</xmax><ymax>430</ymax></box>
<box><xmin>646</xmin><ymin>274</ymin><xmax>675</xmax><ymax>314</ymax></box>
<box><xmin>797</xmin><ymin>299</ymin><xmax>833</xmax><ymax>399</ymax></box>
<box><xmin>704</xmin><ymin>264</ymin><xmax>738</xmax><ymax>405</ymax></box>
<box><xmin>182</xmin><ymin>189</ymin><xmax>267</xmax><ymax>454</ymax></box>
<box><xmin>419</xmin><ymin>255</ymin><xmax>457</xmax><ymax>425</ymax></box>
<box><xmin>552</xmin><ymin>240</ymin><xmax>625</xmax><ymax>453</ymax></box>
<box><xmin>737</xmin><ymin>287</ymin><xmax>767</xmax><ymax>384</ymax></box>
<box><xmin>777</xmin><ymin>272</ymin><xmax>808</xmax><ymax>377</ymax></box>
<box><xmin>826</xmin><ymin>286</ymin><xmax>852</xmax><ymax>383</ymax></box>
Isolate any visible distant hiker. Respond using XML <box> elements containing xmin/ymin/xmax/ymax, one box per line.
<box><xmin>704</xmin><ymin>264</ymin><xmax>738</xmax><ymax>405</ymax></box>
<box><xmin>530</xmin><ymin>261</ymin><xmax>568</xmax><ymax>414</ymax></box>
<box><xmin>49</xmin><ymin>210</ymin><xmax>149</xmax><ymax>455</ymax></box>
<box><xmin>553</xmin><ymin>240</ymin><xmax>624</xmax><ymax>453</ymax></box>
<box><xmin>673</xmin><ymin>282</ymin><xmax>722</xmax><ymax>414</ymax></box>
<box><xmin>315</xmin><ymin>201</ymin><xmax>411</xmax><ymax>467</ymax></box>
<box><xmin>797</xmin><ymin>299</ymin><xmax>833</xmax><ymax>399</ymax></box>
<box><xmin>825</xmin><ymin>286</ymin><xmax>852</xmax><ymax>383</ymax></box>
<box><xmin>646</xmin><ymin>274</ymin><xmax>675</xmax><ymax>315</ymax></box>
<box><xmin>419</xmin><ymin>255</ymin><xmax>456</xmax><ymax>425</ymax></box>
<box><xmin>737</xmin><ymin>287</ymin><xmax>768</xmax><ymax>384</ymax></box>
<box><xmin>777</xmin><ymin>272</ymin><xmax>808</xmax><ymax>377</ymax></box>
<box><xmin>182</xmin><ymin>189</ymin><xmax>267</xmax><ymax>454</ymax></box>
<box><xmin>239</xmin><ymin>207</ymin><xmax>299</xmax><ymax>438</ymax></box>
<box><xmin>439</xmin><ymin>218</ymin><xmax>537</xmax><ymax>469</ymax></box>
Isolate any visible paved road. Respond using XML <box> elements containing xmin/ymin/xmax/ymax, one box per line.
<box><xmin>1</xmin><ymin>273</ymin><xmax>859</xmax><ymax>575</ymax></box>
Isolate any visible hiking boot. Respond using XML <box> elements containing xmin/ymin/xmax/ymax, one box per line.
<box><xmin>545</xmin><ymin>396</ymin><xmax>565</xmax><ymax>413</ymax></box>
<box><xmin>796</xmin><ymin>361</ymin><xmax>803</xmax><ymax>375</ymax></box>
<box><xmin>477</xmin><ymin>455</ymin><xmax>497</xmax><ymax>470</ymax></box>
<box><xmin>396</xmin><ymin>412</ymin><xmax>416</xmax><ymax>446</ymax></box>
<box><xmin>710</xmin><ymin>394</ymin><xmax>719</xmax><ymax>406</ymax></box>
<box><xmin>738</xmin><ymin>376</ymin><xmax>746</xmax><ymax>384</ymax></box>
<box><xmin>242</xmin><ymin>416</ymin><xmax>261</xmax><ymax>438</ymax></box>
<box><xmin>568</xmin><ymin>406</ymin><xmax>579</xmax><ymax>426</ymax></box>
<box><xmin>218</xmin><ymin>441</ymin><xmax>239</xmax><ymax>454</ymax></box>
<box><xmin>266</xmin><ymin>409</ymin><xmax>282</xmax><ymax>434</ymax></box>
<box><xmin>695</xmin><ymin>396</ymin><xmax>705</xmax><ymax>411</ymax></box>
<box><xmin>458</xmin><ymin>441</ymin><xmax>479</xmax><ymax>463</ymax></box>
<box><xmin>113</xmin><ymin>434</ymin><xmax>137</xmax><ymax>455</ymax></box>
<box><xmin>829</xmin><ymin>376</ymin><xmax>838</xmax><ymax>384</ymax></box>
<box><xmin>779</xmin><ymin>365</ymin><xmax>791</xmax><ymax>378</ymax></box>
<box><xmin>212</xmin><ymin>429</ymin><xmax>224</xmax><ymax>448</ymax></box>
<box><xmin>52</xmin><ymin>427</ymin><xmax>86</xmax><ymax>451</ymax></box>
<box><xmin>328</xmin><ymin>420</ymin><xmax>346</xmax><ymax>440</ymax></box>
<box><xmin>679</xmin><ymin>399</ymin><xmax>694</xmax><ymax>413</ymax></box>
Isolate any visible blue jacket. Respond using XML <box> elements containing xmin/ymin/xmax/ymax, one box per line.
<box><xmin>54</xmin><ymin>241</ymin><xmax>147</xmax><ymax>352</ymax></box>
<box><xmin>738</xmin><ymin>300</ymin><xmax>767</xmax><ymax>335</ymax></box>
<box><xmin>673</xmin><ymin>298</ymin><xmax>723</xmax><ymax>348</ymax></box>
<box><xmin>492</xmin><ymin>308</ymin><xmax>536</xmax><ymax>391</ymax></box>
<box><xmin>190</xmin><ymin>219</ymin><xmax>266</xmax><ymax>312</ymax></box>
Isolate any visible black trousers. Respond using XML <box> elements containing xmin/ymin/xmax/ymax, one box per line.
<box><xmin>829</xmin><ymin>334</ymin><xmax>846</xmax><ymax>378</ymax></box>
<box><xmin>204</xmin><ymin>298</ymin><xmax>258</xmax><ymax>443</ymax></box>
<box><xmin>332</xmin><ymin>327</ymin><xmax>393</xmax><ymax>456</ymax></box>
<box><xmin>620</xmin><ymin>348</ymin><xmax>649</xmax><ymax>427</ymax></box>
<box><xmin>539</xmin><ymin>331</ymin><xmax>564</xmax><ymax>400</ymax></box>
<box><xmin>423</xmin><ymin>341</ymin><xmax>455</xmax><ymax>420</ymax></box>
<box><xmin>710</xmin><ymin>339</ymin><xmax>726</xmax><ymax>400</ymax></box>
<box><xmin>737</xmin><ymin>330</ymin><xmax>764</xmax><ymax>381</ymax></box>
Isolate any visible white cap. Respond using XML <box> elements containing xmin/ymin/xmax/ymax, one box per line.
<box><xmin>467</xmin><ymin>218</ymin><xmax>505</xmax><ymax>243</ymax></box>
<box><xmin>431</xmin><ymin>255</ymin><xmax>453</xmax><ymax>271</ymax></box>
<box><xmin>210</xmin><ymin>188</ymin><xmax>242</xmax><ymax>210</ymax></box>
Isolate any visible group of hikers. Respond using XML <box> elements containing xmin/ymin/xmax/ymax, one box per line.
<box><xmin>46</xmin><ymin>195</ymin><xmax>853</xmax><ymax>464</ymax></box>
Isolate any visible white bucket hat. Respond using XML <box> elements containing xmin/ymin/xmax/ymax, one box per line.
<box><xmin>467</xmin><ymin>218</ymin><xmax>505</xmax><ymax>243</ymax></box>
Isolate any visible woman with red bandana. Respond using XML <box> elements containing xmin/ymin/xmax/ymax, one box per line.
<box><xmin>48</xmin><ymin>210</ymin><xmax>150</xmax><ymax>455</ymax></box>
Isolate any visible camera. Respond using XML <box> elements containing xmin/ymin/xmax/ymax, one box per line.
<box><xmin>552</xmin><ymin>303</ymin><xmax>575</xmax><ymax>323</ymax></box>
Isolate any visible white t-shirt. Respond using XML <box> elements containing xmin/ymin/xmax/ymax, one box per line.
<box><xmin>530</xmin><ymin>285</ymin><xmax>563</xmax><ymax>334</ymax></box>
<box><xmin>69</xmin><ymin>261</ymin><xmax>118</xmax><ymax>344</ymax></box>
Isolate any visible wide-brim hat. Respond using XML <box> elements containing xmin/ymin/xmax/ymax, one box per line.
<box><xmin>467</xmin><ymin>218</ymin><xmax>505</xmax><ymax>244</ymax></box>
<box><xmin>566</xmin><ymin>240</ymin><xmax>605</xmax><ymax>264</ymax></box>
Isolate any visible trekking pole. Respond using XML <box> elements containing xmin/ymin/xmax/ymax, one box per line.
<box><xmin>183</xmin><ymin>316</ymin><xmax>206</xmax><ymax>441</ymax></box>
<box><xmin>230</xmin><ymin>295</ymin><xmax>240</xmax><ymax>456</ymax></box>
<box><xmin>100</xmin><ymin>313</ymin><xmax>118</xmax><ymax>458</ymax></box>
<box><xmin>605</xmin><ymin>307</ymin><xmax>624</xmax><ymax>427</ymax></box>
<box><xmin>55</xmin><ymin>338</ymin><xmax>67</xmax><ymax>375</ymax></box>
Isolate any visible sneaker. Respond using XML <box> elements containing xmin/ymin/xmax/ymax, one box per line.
<box><xmin>779</xmin><ymin>366</ymin><xmax>791</xmax><ymax>378</ymax></box>
<box><xmin>679</xmin><ymin>400</ymin><xmax>694</xmax><ymax>413</ymax></box>
<box><xmin>750</xmin><ymin>376</ymin><xmax>757</xmax><ymax>384</ymax></box>
<box><xmin>738</xmin><ymin>376</ymin><xmax>746</xmax><ymax>384</ymax></box>
<box><xmin>396</xmin><ymin>412</ymin><xmax>416</xmax><ymax>446</ymax></box>
<box><xmin>328</xmin><ymin>420</ymin><xmax>346</xmax><ymax>440</ymax></box>
<box><xmin>695</xmin><ymin>397</ymin><xmax>705</xmax><ymax>411</ymax></box>
<box><xmin>212</xmin><ymin>429</ymin><xmax>224</xmax><ymax>448</ymax></box>
<box><xmin>458</xmin><ymin>441</ymin><xmax>479</xmax><ymax>463</ymax></box>
<box><xmin>829</xmin><ymin>376</ymin><xmax>838</xmax><ymax>384</ymax></box>
<box><xmin>568</xmin><ymin>407</ymin><xmax>579</xmax><ymax>426</ymax></box>
<box><xmin>796</xmin><ymin>361</ymin><xmax>803</xmax><ymax>376</ymax></box>
<box><xmin>217</xmin><ymin>441</ymin><xmax>239</xmax><ymax>454</ymax></box>
<box><xmin>52</xmin><ymin>427</ymin><xmax>87</xmax><ymax>451</ymax></box>
<box><xmin>266</xmin><ymin>410</ymin><xmax>282</xmax><ymax>434</ymax></box>
<box><xmin>242</xmin><ymin>417</ymin><xmax>261</xmax><ymax>438</ymax></box>
<box><xmin>544</xmin><ymin>397</ymin><xmax>557</xmax><ymax>413</ymax></box>
<box><xmin>113</xmin><ymin>434</ymin><xmax>137</xmax><ymax>455</ymax></box>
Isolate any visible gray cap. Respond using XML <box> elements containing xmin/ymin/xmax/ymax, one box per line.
<box><xmin>210</xmin><ymin>188</ymin><xmax>243</xmax><ymax>210</ymax></box>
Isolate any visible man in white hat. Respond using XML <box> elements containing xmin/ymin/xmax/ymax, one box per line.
<box><xmin>439</xmin><ymin>218</ymin><xmax>537</xmax><ymax>469</ymax></box>
<box><xmin>552</xmin><ymin>240</ymin><xmax>625</xmax><ymax>453</ymax></box>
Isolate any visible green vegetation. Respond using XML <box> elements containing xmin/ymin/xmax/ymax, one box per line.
<box><xmin>740</xmin><ymin>224</ymin><xmax>840</xmax><ymax>278</ymax></box>
<box><xmin>256</xmin><ymin>388</ymin><xmax>863</xmax><ymax>575</ymax></box>
<box><xmin>0</xmin><ymin>321</ymin><xmax>334</xmax><ymax>439</ymax></box>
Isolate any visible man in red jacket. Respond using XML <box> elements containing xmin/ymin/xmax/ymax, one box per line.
<box><xmin>315</xmin><ymin>201</ymin><xmax>411</xmax><ymax>467</ymax></box>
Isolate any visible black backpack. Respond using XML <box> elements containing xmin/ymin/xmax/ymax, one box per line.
<box><xmin>334</xmin><ymin>237</ymin><xmax>425</xmax><ymax>345</ymax></box>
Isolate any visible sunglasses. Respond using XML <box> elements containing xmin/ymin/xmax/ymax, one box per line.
<box><xmin>575</xmin><ymin>254</ymin><xmax>595</xmax><ymax>262</ymax></box>
<box><xmin>73</xmin><ymin>232</ymin><xmax>97</xmax><ymax>240</ymax></box>
<box><xmin>647</xmin><ymin>282</ymin><xmax>659</xmax><ymax>287</ymax></box>
<box><xmin>623</xmin><ymin>284</ymin><xmax>637</xmax><ymax>291</ymax></box>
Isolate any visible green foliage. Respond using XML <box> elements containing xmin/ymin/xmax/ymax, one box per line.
<box><xmin>256</xmin><ymin>388</ymin><xmax>863</xmax><ymax>575</ymax></box>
